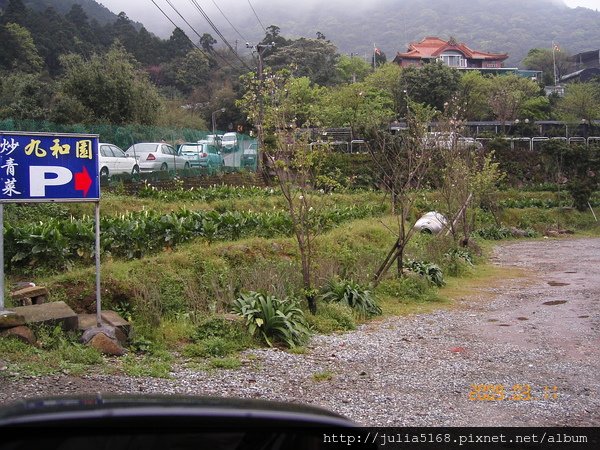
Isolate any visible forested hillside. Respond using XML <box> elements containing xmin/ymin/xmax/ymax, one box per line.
<box><xmin>255</xmin><ymin>0</ymin><xmax>600</xmax><ymax>65</ymax></box>
<box><xmin>5</xmin><ymin>0</ymin><xmax>600</xmax><ymax>65</ymax></box>
<box><xmin>0</xmin><ymin>0</ymin><xmax>122</xmax><ymax>26</ymax></box>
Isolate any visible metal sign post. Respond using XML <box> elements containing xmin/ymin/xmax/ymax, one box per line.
<box><xmin>0</xmin><ymin>132</ymin><xmax>101</xmax><ymax>321</ymax></box>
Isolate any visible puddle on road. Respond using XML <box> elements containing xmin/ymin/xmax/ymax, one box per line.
<box><xmin>547</xmin><ymin>281</ymin><xmax>570</xmax><ymax>286</ymax></box>
<box><xmin>497</xmin><ymin>324</ymin><xmax>511</xmax><ymax>327</ymax></box>
<box><xmin>564</xmin><ymin>271</ymin><xmax>577</xmax><ymax>274</ymax></box>
<box><xmin>543</xmin><ymin>300</ymin><xmax>568</xmax><ymax>306</ymax></box>
<box><xmin>516</xmin><ymin>317</ymin><xmax>529</xmax><ymax>321</ymax></box>
<box><xmin>578</xmin><ymin>315</ymin><xmax>590</xmax><ymax>319</ymax></box>
<box><xmin>487</xmin><ymin>319</ymin><xmax>499</xmax><ymax>322</ymax></box>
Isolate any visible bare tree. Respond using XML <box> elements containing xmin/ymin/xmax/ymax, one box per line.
<box><xmin>368</xmin><ymin>101</ymin><xmax>437</xmax><ymax>286</ymax></box>
<box><xmin>269</xmin><ymin>129</ymin><xmax>327</xmax><ymax>314</ymax></box>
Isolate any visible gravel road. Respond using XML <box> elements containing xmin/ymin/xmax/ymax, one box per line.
<box><xmin>1</xmin><ymin>238</ymin><xmax>599</xmax><ymax>426</ymax></box>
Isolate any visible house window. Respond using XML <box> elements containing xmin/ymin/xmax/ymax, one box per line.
<box><xmin>439</xmin><ymin>52</ymin><xmax>466</xmax><ymax>68</ymax></box>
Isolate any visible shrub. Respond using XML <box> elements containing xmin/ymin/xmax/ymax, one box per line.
<box><xmin>305</xmin><ymin>301</ymin><xmax>356</xmax><ymax>333</ymax></box>
<box><xmin>443</xmin><ymin>248</ymin><xmax>474</xmax><ymax>277</ymax></box>
<box><xmin>405</xmin><ymin>261</ymin><xmax>445</xmax><ymax>287</ymax></box>
<box><xmin>321</xmin><ymin>279</ymin><xmax>382</xmax><ymax>318</ymax></box>
<box><xmin>209</xmin><ymin>357</ymin><xmax>242</xmax><ymax>370</ymax></box>
<box><xmin>377</xmin><ymin>276</ymin><xmax>440</xmax><ymax>303</ymax></box>
<box><xmin>183</xmin><ymin>337</ymin><xmax>238</xmax><ymax>358</ymax></box>
<box><xmin>193</xmin><ymin>316</ymin><xmax>249</xmax><ymax>342</ymax></box>
<box><xmin>231</xmin><ymin>292</ymin><xmax>311</xmax><ymax>348</ymax></box>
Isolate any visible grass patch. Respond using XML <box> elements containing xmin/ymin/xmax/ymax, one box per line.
<box><xmin>183</xmin><ymin>337</ymin><xmax>238</xmax><ymax>358</ymax></box>
<box><xmin>376</xmin><ymin>275</ymin><xmax>447</xmax><ymax>316</ymax></box>
<box><xmin>209</xmin><ymin>357</ymin><xmax>242</xmax><ymax>370</ymax></box>
<box><xmin>305</xmin><ymin>302</ymin><xmax>356</xmax><ymax>334</ymax></box>
<box><xmin>312</xmin><ymin>370</ymin><xmax>334</xmax><ymax>382</ymax></box>
<box><xmin>0</xmin><ymin>328</ymin><xmax>104</xmax><ymax>378</ymax></box>
<box><xmin>121</xmin><ymin>353</ymin><xmax>172</xmax><ymax>378</ymax></box>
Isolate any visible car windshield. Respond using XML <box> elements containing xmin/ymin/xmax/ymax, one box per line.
<box><xmin>128</xmin><ymin>143</ymin><xmax>158</xmax><ymax>153</ymax></box>
<box><xmin>179</xmin><ymin>144</ymin><xmax>204</xmax><ymax>154</ymax></box>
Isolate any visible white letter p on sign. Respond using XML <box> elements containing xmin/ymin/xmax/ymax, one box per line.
<box><xmin>29</xmin><ymin>166</ymin><xmax>73</xmax><ymax>197</ymax></box>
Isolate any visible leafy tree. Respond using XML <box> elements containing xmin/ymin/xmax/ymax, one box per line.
<box><xmin>260</xmin><ymin>25</ymin><xmax>289</xmax><ymax>56</ymax></box>
<box><xmin>0</xmin><ymin>73</ymin><xmax>52</xmax><ymax>120</ymax></box>
<box><xmin>519</xmin><ymin>96</ymin><xmax>551</xmax><ymax>121</ymax></box>
<box><xmin>488</xmin><ymin>74</ymin><xmax>540</xmax><ymax>129</ymax></box>
<box><xmin>134</xmin><ymin>27</ymin><xmax>165</xmax><ymax>66</ymax></box>
<box><xmin>316</xmin><ymin>82</ymin><xmax>394</xmax><ymax>133</ymax></box>
<box><xmin>557</xmin><ymin>82</ymin><xmax>600</xmax><ymax>124</ymax></box>
<box><xmin>2</xmin><ymin>23</ymin><xmax>43</xmax><ymax>73</ymax></box>
<box><xmin>522</xmin><ymin>47</ymin><xmax>573</xmax><ymax>86</ymax></box>
<box><xmin>58</xmin><ymin>43</ymin><xmax>163</xmax><ymax>125</ymax></box>
<box><xmin>199</xmin><ymin>33</ymin><xmax>217</xmax><ymax>53</ymax></box>
<box><xmin>400</xmin><ymin>61</ymin><xmax>461</xmax><ymax>112</ymax></box>
<box><xmin>165</xmin><ymin>27</ymin><xmax>194</xmax><ymax>61</ymax></box>
<box><xmin>457</xmin><ymin>71</ymin><xmax>492</xmax><ymax>120</ymax></box>
<box><xmin>265</xmin><ymin>38</ymin><xmax>340</xmax><ymax>86</ymax></box>
<box><xmin>364</xmin><ymin>63</ymin><xmax>404</xmax><ymax>115</ymax></box>
<box><xmin>174</xmin><ymin>49</ymin><xmax>211</xmax><ymax>94</ymax></box>
<box><xmin>336</xmin><ymin>55</ymin><xmax>371</xmax><ymax>84</ymax></box>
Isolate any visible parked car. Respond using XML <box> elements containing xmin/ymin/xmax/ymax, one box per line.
<box><xmin>99</xmin><ymin>142</ymin><xmax>139</xmax><ymax>177</ymax></box>
<box><xmin>221</xmin><ymin>132</ymin><xmax>239</xmax><ymax>153</ymax></box>
<box><xmin>242</xmin><ymin>143</ymin><xmax>258</xmax><ymax>168</ymax></box>
<box><xmin>414</xmin><ymin>211</ymin><xmax>448</xmax><ymax>234</ymax></box>
<box><xmin>179</xmin><ymin>142</ymin><xmax>223</xmax><ymax>169</ymax></box>
<box><xmin>125</xmin><ymin>142</ymin><xmax>189</xmax><ymax>172</ymax></box>
<box><xmin>205</xmin><ymin>134</ymin><xmax>222</xmax><ymax>149</ymax></box>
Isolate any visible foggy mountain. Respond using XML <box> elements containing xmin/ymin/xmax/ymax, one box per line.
<box><xmin>5</xmin><ymin>0</ymin><xmax>600</xmax><ymax>65</ymax></box>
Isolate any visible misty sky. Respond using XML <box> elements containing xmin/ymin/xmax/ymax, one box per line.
<box><xmin>99</xmin><ymin>0</ymin><xmax>600</xmax><ymax>38</ymax></box>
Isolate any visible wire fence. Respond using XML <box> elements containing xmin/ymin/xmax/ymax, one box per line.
<box><xmin>0</xmin><ymin>119</ymin><xmax>259</xmax><ymax>172</ymax></box>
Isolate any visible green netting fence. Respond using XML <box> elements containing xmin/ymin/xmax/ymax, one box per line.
<box><xmin>0</xmin><ymin>119</ymin><xmax>258</xmax><ymax>172</ymax></box>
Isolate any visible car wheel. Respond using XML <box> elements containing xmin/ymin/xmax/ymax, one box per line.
<box><xmin>160</xmin><ymin>163</ymin><xmax>168</xmax><ymax>171</ymax></box>
<box><xmin>131</xmin><ymin>165</ymin><xmax>140</xmax><ymax>176</ymax></box>
<box><xmin>100</xmin><ymin>167</ymin><xmax>109</xmax><ymax>179</ymax></box>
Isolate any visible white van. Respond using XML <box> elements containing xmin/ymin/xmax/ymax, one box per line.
<box><xmin>221</xmin><ymin>132</ymin><xmax>239</xmax><ymax>153</ymax></box>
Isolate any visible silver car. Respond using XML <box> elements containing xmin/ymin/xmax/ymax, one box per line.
<box><xmin>99</xmin><ymin>143</ymin><xmax>139</xmax><ymax>177</ymax></box>
<box><xmin>125</xmin><ymin>142</ymin><xmax>190</xmax><ymax>172</ymax></box>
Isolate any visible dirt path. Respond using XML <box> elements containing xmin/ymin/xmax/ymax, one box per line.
<box><xmin>1</xmin><ymin>238</ymin><xmax>599</xmax><ymax>426</ymax></box>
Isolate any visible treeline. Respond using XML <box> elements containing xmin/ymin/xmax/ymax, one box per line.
<box><xmin>0</xmin><ymin>0</ymin><xmax>599</xmax><ymax>138</ymax></box>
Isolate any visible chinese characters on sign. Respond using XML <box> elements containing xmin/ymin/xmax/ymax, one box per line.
<box><xmin>0</xmin><ymin>132</ymin><xmax>99</xmax><ymax>202</ymax></box>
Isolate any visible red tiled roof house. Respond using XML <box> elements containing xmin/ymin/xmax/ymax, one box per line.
<box><xmin>393</xmin><ymin>36</ymin><xmax>508</xmax><ymax>70</ymax></box>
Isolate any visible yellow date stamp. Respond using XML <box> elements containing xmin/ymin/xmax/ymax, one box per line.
<box><xmin>468</xmin><ymin>384</ymin><xmax>559</xmax><ymax>401</ymax></box>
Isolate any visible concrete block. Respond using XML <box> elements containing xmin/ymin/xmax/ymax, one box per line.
<box><xmin>9</xmin><ymin>301</ymin><xmax>78</xmax><ymax>331</ymax></box>
<box><xmin>11</xmin><ymin>286</ymin><xmax>49</xmax><ymax>306</ymax></box>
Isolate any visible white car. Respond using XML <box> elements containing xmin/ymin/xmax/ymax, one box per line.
<box><xmin>414</xmin><ymin>211</ymin><xmax>448</xmax><ymax>234</ymax></box>
<box><xmin>125</xmin><ymin>142</ymin><xmax>190</xmax><ymax>172</ymax></box>
<box><xmin>99</xmin><ymin>143</ymin><xmax>139</xmax><ymax>177</ymax></box>
<box><xmin>221</xmin><ymin>132</ymin><xmax>239</xmax><ymax>153</ymax></box>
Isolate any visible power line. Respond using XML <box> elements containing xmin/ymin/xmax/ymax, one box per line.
<box><xmin>189</xmin><ymin>0</ymin><xmax>251</xmax><ymax>70</ymax></box>
<box><xmin>163</xmin><ymin>0</ymin><xmax>238</xmax><ymax>70</ymax></box>
<box><xmin>150</xmin><ymin>0</ymin><xmax>234</xmax><ymax>71</ymax></box>
<box><xmin>247</xmin><ymin>0</ymin><xmax>266</xmax><ymax>34</ymax></box>
<box><xmin>211</xmin><ymin>0</ymin><xmax>247</xmax><ymax>43</ymax></box>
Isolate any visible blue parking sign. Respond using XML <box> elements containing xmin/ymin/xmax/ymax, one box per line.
<box><xmin>0</xmin><ymin>132</ymin><xmax>100</xmax><ymax>202</ymax></box>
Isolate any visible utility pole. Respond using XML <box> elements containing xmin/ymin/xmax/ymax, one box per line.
<box><xmin>247</xmin><ymin>42</ymin><xmax>274</xmax><ymax>172</ymax></box>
